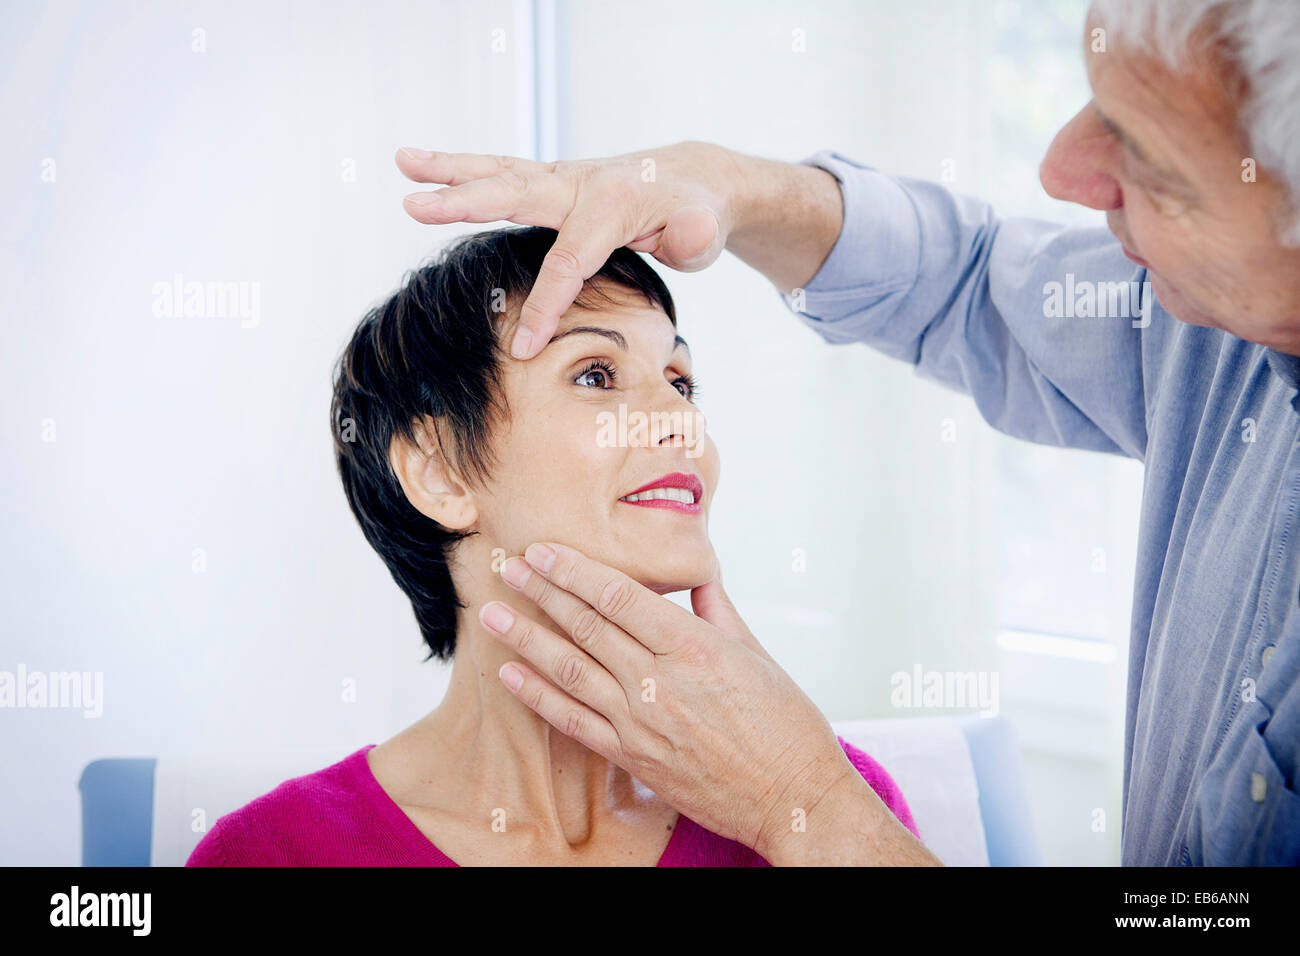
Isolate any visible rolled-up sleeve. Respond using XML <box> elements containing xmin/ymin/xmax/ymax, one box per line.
<box><xmin>784</xmin><ymin>149</ymin><xmax>1168</xmax><ymax>461</ymax></box>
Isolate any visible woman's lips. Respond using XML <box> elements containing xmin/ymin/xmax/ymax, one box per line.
<box><xmin>619</xmin><ymin>497</ymin><xmax>702</xmax><ymax>514</ymax></box>
<box><xmin>617</xmin><ymin>472</ymin><xmax>703</xmax><ymax>515</ymax></box>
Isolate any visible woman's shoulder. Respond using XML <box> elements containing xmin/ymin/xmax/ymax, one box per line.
<box><xmin>185</xmin><ymin>745</ymin><xmax>379</xmax><ymax>866</ymax></box>
<box><xmin>834</xmin><ymin>735</ymin><xmax>920</xmax><ymax>839</ymax></box>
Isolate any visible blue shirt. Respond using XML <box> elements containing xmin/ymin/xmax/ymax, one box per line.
<box><xmin>786</xmin><ymin>150</ymin><xmax>1300</xmax><ymax>865</ymax></box>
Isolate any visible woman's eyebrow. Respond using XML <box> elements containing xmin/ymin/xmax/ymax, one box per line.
<box><xmin>544</xmin><ymin>325</ymin><xmax>691</xmax><ymax>357</ymax></box>
<box><xmin>546</xmin><ymin>326</ymin><xmax>627</xmax><ymax>350</ymax></box>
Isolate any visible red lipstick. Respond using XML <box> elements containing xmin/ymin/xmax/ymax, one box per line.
<box><xmin>617</xmin><ymin>472</ymin><xmax>703</xmax><ymax>514</ymax></box>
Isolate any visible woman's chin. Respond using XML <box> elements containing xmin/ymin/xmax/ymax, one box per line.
<box><xmin>630</xmin><ymin>551</ymin><xmax>718</xmax><ymax>595</ymax></box>
<box><xmin>527</xmin><ymin>536</ymin><xmax>717</xmax><ymax>595</ymax></box>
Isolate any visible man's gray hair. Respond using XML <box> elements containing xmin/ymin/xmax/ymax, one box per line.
<box><xmin>1091</xmin><ymin>0</ymin><xmax>1300</xmax><ymax>245</ymax></box>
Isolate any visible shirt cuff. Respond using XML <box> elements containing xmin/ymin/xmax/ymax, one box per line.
<box><xmin>788</xmin><ymin>149</ymin><xmax>923</xmax><ymax>317</ymax></box>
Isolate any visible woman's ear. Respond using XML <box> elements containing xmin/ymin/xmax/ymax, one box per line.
<box><xmin>387</xmin><ymin>418</ymin><xmax>478</xmax><ymax>531</ymax></box>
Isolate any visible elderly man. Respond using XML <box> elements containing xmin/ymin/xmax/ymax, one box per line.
<box><xmin>395</xmin><ymin>0</ymin><xmax>1300</xmax><ymax>865</ymax></box>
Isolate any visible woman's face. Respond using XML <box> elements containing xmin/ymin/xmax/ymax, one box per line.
<box><xmin>468</xmin><ymin>280</ymin><xmax>720</xmax><ymax>593</ymax></box>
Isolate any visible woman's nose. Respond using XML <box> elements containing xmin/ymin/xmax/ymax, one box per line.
<box><xmin>1039</xmin><ymin>102</ymin><xmax>1123</xmax><ymax>211</ymax></box>
<box><xmin>652</xmin><ymin>390</ymin><xmax>707</xmax><ymax>448</ymax></box>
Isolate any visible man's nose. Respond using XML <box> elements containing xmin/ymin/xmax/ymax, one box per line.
<box><xmin>1039</xmin><ymin>102</ymin><xmax>1123</xmax><ymax>211</ymax></box>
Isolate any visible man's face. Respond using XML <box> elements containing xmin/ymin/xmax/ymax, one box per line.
<box><xmin>1038</xmin><ymin>8</ymin><xmax>1300</xmax><ymax>354</ymax></box>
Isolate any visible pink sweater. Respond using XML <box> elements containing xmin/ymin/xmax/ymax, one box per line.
<box><xmin>186</xmin><ymin>736</ymin><xmax>918</xmax><ymax>866</ymax></box>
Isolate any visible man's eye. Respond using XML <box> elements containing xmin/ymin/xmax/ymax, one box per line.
<box><xmin>1130</xmin><ymin>169</ymin><xmax>1162</xmax><ymax>194</ymax></box>
<box><xmin>1122</xmin><ymin>157</ymin><xmax>1177</xmax><ymax>201</ymax></box>
<box><xmin>574</xmin><ymin>361</ymin><xmax>616</xmax><ymax>388</ymax></box>
<box><xmin>1128</xmin><ymin>173</ymin><xmax>1187</xmax><ymax>215</ymax></box>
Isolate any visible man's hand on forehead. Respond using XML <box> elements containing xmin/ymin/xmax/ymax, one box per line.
<box><xmin>396</xmin><ymin>145</ymin><xmax>735</xmax><ymax>361</ymax></box>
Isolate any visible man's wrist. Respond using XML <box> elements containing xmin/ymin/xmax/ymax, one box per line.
<box><xmin>753</xmin><ymin>762</ymin><xmax>859</xmax><ymax>864</ymax></box>
<box><xmin>723</xmin><ymin>149</ymin><xmax>844</xmax><ymax>295</ymax></box>
<box><xmin>757</xmin><ymin>766</ymin><xmax>941</xmax><ymax>866</ymax></box>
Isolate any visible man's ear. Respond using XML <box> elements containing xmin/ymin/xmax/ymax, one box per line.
<box><xmin>387</xmin><ymin>418</ymin><xmax>478</xmax><ymax>531</ymax></box>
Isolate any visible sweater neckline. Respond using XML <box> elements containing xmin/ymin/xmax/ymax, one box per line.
<box><xmin>350</xmin><ymin>744</ymin><xmax>697</xmax><ymax>866</ymax></box>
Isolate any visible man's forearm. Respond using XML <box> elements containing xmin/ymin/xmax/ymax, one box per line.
<box><xmin>759</xmin><ymin>772</ymin><xmax>945</xmax><ymax>866</ymax></box>
<box><xmin>724</xmin><ymin>150</ymin><xmax>845</xmax><ymax>296</ymax></box>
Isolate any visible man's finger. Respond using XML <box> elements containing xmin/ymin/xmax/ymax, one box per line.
<box><xmin>521</xmin><ymin>542</ymin><xmax>692</xmax><ymax>655</ymax></box>
<box><xmin>401</xmin><ymin>170</ymin><xmax>574</xmax><ymax>228</ymax></box>
<box><xmin>499</xmin><ymin>556</ymin><xmax>653</xmax><ymax>685</ymax></box>
<box><xmin>394</xmin><ymin>148</ymin><xmax>555</xmax><ymax>186</ymax></box>
<box><xmin>496</xmin><ymin>661</ymin><xmax>624</xmax><ymax>760</ymax></box>
<box><xmin>508</xmin><ymin>199</ymin><xmax>638</xmax><ymax>359</ymax></box>
<box><xmin>478</xmin><ymin>601</ymin><xmax>628</xmax><ymax>719</ymax></box>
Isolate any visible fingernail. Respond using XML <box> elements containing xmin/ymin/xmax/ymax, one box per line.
<box><xmin>499</xmin><ymin>663</ymin><xmax>523</xmax><ymax>692</ymax></box>
<box><xmin>500</xmin><ymin>556</ymin><xmax>532</xmax><ymax>589</ymax></box>
<box><xmin>399</xmin><ymin>147</ymin><xmax>433</xmax><ymax>159</ymax></box>
<box><xmin>510</xmin><ymin>327</ymin><xmax>533</xmax><ymax>359</ymax></box>
<box><xmin>524</xmin><ymin>543</ymin><xmax>556</xmax><ymax>575</ymax></box>
<box><xmin>404</xmin><ymin>192</ymin><xmax>438</xmax><ymax>207</ymax></box>
<box><xmin>480</xmin><ymin>602</ymin><xmax>515</xmax><ymax>634</ymax></box>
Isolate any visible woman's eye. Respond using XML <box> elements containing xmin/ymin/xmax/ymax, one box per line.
<box><xmin>673</xmin><ymin>375</ymin><xmax>700</xmax><ymax>401</ymax></box>
<box><xmin>574</xmin><ymin>363</ymin><xmax>615</xmax><ymax>388</ymax></box>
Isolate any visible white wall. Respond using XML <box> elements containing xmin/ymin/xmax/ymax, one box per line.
<box><xmin>2</xmin><ymin>0</ymin><xmax>1139</xmax><ymax>866</ymax></box>
<box><xmin>0</xmin><ymin>0</ymin><xmax>523</xmax><ymax>865</ymax></box>
<box><xmin>558</xmin><ymin>0</ymin><xmax>1140</xmax><ymax>865</ymax></box>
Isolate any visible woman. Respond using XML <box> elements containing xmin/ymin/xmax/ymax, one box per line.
<box><xmin>186</xmin><ymin>226</ymin><xmax>917</xmax><ymax>866</ymax></box>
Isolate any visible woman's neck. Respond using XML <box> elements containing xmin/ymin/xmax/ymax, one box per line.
<box><xmin>404</xmin><ymin>547</ymin><xmax>665</xmax><ymax>852</ymax></box>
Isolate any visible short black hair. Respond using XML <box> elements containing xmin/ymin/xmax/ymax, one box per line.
<box><xmin>330</xmin><ymin>226</ymin><xmax>677</xmax><ymax>662</ymax></box>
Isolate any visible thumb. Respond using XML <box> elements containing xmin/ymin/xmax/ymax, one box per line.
<box><xmin>691</xmin><ymin>570</ymin><xmax>772</xmax><ymax>661</ymax></box>
<box><xmin>653</xmin><ymin>205</ymin><xmax>724</xmax><ymax>272</ymax></box>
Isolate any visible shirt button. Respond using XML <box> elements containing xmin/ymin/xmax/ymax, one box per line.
<box><xmin>1262</xmin><ymin>644</ymin><xmax>1276</xmax><ymax>668</ymax></box>
<box><xmin>1251</xmin><ymin>772</ymin><xmax>1267</xmax><ymax>802</ymax></box>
